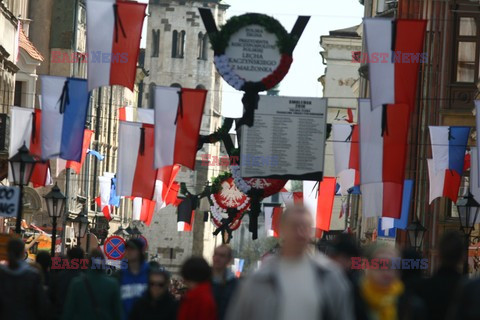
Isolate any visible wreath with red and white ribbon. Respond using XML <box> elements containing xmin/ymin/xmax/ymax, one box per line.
<box><xmin>230</xmin><ymin>165</ymin><xmax>287</xmax><ymax>197</ymax></box>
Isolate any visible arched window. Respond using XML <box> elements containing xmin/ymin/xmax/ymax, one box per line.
<box><xmin>198</xmin><ymin>33</ymin><xmax>209</xmax><ymax>60</ymax></box>
<box><xmin>170</xmin><ymin>83</ymin><xmax>182</xmax><ymax>88</ymax></box>
<box><xmin>152</xmin><ymin>29</ymin><xmax>160</xmax><ymax>57</ymax></box>
<box><xmin>172</xmin><ymin>30</ymin><xmax>185</xmax><ymax>58</ymax></box>
<box><xmin>196</xmin><ymin>84</ymin><xmax>206</xmax><ymax>90</ymax></box>
<box><xmin>172</xmin><ymin>30</ymin><xmax>178</xmax><ymax>58</ymax></box>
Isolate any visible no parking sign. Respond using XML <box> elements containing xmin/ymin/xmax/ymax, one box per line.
<box><xmin>103</xmin><ymin>236</ymin><xmax>126</xmax><ymax>260</ymax></box>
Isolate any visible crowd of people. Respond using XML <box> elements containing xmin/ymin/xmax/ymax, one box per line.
<box><xmin>0</xmin><ymin>204</ymin><xmax>479</xmax><ymax>320</ymax></box>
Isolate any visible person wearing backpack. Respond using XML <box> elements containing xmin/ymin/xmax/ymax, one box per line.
<box><xmin>61</xmin><ymin>249</ymin><xmax>122</xmax><ymax>320</ymax></box>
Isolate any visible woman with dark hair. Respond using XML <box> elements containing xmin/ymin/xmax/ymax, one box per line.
<box><xmin>129</xmin><ymin>268</ymin><xmax>177</xmax><ymax>320</ymax></box>
<box><xmin>178</xmin><ymin>257</ymin><xmax>218</xmax><ymax>320</ymax></box>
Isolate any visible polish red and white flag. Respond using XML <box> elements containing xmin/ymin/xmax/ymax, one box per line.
<box><xmin>154</xmin><ymin>86</ymin><xmax>207</xmax><ymax>170</ymax></box>
<box><xmin>86</xmin><ymin>0</ymin><xmax>147</xmax><ymax>91</ymax></box>
<box><xmin>303</xmin><ymin>178</ymin><xmax>336</xmax><ymax>238</ymax></box>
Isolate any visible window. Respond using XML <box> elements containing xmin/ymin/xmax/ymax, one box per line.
<box><xmin>198</xmin><ymin>32</ymin><xmax>209</xmax><ymax>60</ymax></box>
<box><xmin>152</xmin><ymin>29</ymin><xmax>160</xmax><ymax>57</ymax></box>
<box><xmin>14</xmin><ymin>81</ymin><xmax>24</xmax><ymax>107</ymax></box>
<box><xmin>172</xmin><ymin>30</ymin><xmax>185</xmax><ymax>58</ymax></box>
<box><xmin>196</xmin><ymin>84</ymin><xmax>206</xmax><ymax>90</ymax></box>
<box><xmin>454</xmin><ymin>16</ymin><xmax>479</xmax><ymax>83</ymax></box>
<box><xmin>149</xmin><ymin>82</ymin><xmax>156</xmax><ymax>109</ymax></box>
<box><xmin>170</xmin><ymin>83</ymin><xmax>182</xmax><ymax>88</ymax></box>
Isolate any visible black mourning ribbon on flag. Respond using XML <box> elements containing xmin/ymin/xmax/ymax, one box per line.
<box><xmin>174</xmin><ymin>90</ymin><xmax>183</xmax><ymax>125</ymax></box>
<box><xmin>113</xmin><ymin>4</ymin><xmax>127</xmax><ymax>43</ymax></box>
<box><xmin>345</xmin><ymin>125</ymin><xmax>355</xmax><ymax>142</ymax></box>
<box><xmin>58</xmin><ymin>80</ymin><xmax>70</xmax><ymax>114</ymax></box>
<box><xmin>448</xmin><ymin>127</ymin><xmax>454</xmax><ymax>141</ymax></box>
<box><xmin>391</xmin><ymin>20</ymin><xmax>397</xmax><ymax>63</ymax></box>
<box><xmin>31</xmin><ymin>111</ymin><xmax>37</xmax><ymax>143</ymax></box>
<box><xmin>139</xmin><ymin>127</ymin><xmax>145</xmax><ymax>156</ymax></box>
<box><xmin>381</xmin><ymin>104</ymin><xmax>389</xmax><ymax>137</ymax></box>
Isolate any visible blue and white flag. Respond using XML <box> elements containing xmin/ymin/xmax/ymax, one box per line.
<box><xmin>41</xmin><ymin>76</ymin><xmax>90</xmax><ymax>162</ymax></box>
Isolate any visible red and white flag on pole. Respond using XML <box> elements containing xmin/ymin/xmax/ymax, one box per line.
<box><xmin>9</xmin><ymin>107</ymin><xmax>51</xmax><ymax>187</ymax></box>
<box><xmin>86</xmin><ymin>0</ymin><xmax>147</xmax><ymax>91</ymax></box>
<box><xmin>154</xmin><ymin>86</ymin><xmax>207</xmax><ymax>170</ymax></box>
<box><xmin>364</xmin><ymin>18</ymin><xmax>427</xmax><ymax>110</ymax></box>
<box><xmin>118</xmin><ymin>106</ymin><xmax>154</xmax><ymax>124</ymax></box>
<box><xmin>264</xmin><ymin>205</ymin><xmax>283</xmax><ymax>237</ymax></box>
<box><xmin>154</xmin><ymin>165</ymin><xmax>181</xmax><ymax>209</ymax></box>
<box><xmin>303</xmin><ymin>178</ymin><xmax>336</xmax><ymax>238</ymax></box>
<box><xmin>332</xmin><ymin>124</ymin><xmax>360</xmax><ymax>195</ymax></box>
<box><xmin>359</xmin><ymin>99</ymin><xmax>410</xmax><ymax>219</ymax></box>
<box><xmin>117</xmin><ymin>121</ymin><xmax>157</xmax><ymax>199</ymax></box>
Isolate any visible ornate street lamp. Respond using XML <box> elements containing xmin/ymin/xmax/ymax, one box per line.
<box><xmin>456</xmin><ymin>192</ymin><xmax>480</xmax><ymax>237</ymax></box>
<box><xmin>456</xmin><ymin>192</ymin><xmax>480</xmax><ymax>274</ymax></box>
<box><xmin>406</xmin><ymin>220</ymin><xmax>427</xmax><ymax>251</ymax></box>
<box><xmin>8</xmin><ymin>143</ymin><xmax>38</xmax><ymax>234</ymax></box>
<box><xmin>71</xmin><ymin>209</ymin><xmax>89</xmax><ymax>245</ymax></box>
<box><xmin>43</xmin><ymin>183</ymin><xmax>66</xmax><ymax>257</ymax></box>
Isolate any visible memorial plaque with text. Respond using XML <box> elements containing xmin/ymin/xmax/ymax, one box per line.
<box><xmin>240</xmin><ymin>96</ymin><xmax>327</xmax><ymax>180</ymax></box>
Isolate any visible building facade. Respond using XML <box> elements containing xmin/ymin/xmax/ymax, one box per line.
<box><xmin>319</xmin><ymin>25</ymin><xmax>363</xmax><ymax>234</ymax></box>
<box><xmin>140</xmin><ymin>0</ymin><xmax>228</xmax><ymax>271</ymax></box>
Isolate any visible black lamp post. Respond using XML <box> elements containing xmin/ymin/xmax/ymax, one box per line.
<box><xmin>43</xmin><ymin>183</ymin><xmax>66</xmax><ymax>257</ymax></box>
<box><xmin>71</xmin><ymin>209</ymin><xmax>89</xmax><ymax>245</ymax></box>
<box><xmin>8</xmin><ymin>143</ymin><xmax>38</xmax><ymax>234</ymax></box>
<box><xmin>456</xmin><ymin>192</ymin><xmax>480</xmax><ymax>274</ymax></box>
<box><xmin>406</xmin><ymin>220</ymin><xmax>427</xmax><ymax>252</ymax></box>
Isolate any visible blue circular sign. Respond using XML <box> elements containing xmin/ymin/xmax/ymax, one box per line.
<box><xmin>103</xmin><ymin>236</ymin><xmax>126</xmax><ymax>260</ymax></box>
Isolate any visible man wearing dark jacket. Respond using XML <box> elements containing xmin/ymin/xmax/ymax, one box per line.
<box><xmin>49</xmin><ymin>246</ymin><xmax>85</xmax><ymax>319</ymax></box>
<box><xmin>417</xmin><ymin>231</ymin><xmax>465</xmax><ymax>320</ymax></box>
<box><xmin>211</xmin><ymin>245</ymin><xmax>238</xmax><ymax>320</ymax></box>
<box><xmin>0</xmin><ymin>238</ymin><xmax>50</xmax><ymax>320</ymax></box>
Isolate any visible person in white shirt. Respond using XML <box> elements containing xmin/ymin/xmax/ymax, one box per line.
<box><xmin>226</xmin><ymin>205</ymin><xmax>354</xmax><ymax>320</ymax></box>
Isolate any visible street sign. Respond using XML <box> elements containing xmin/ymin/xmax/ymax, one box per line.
<box><xmin>0</xmin><ymin>187</ymin><xmax>20</xmax><ymax>218</ymax></box>
<box><xmin>103</xmin><ymin>236</ymin><xmax>126</xmax><ymax>260</ymax></box>
<box><xmin>138</xmin><ymin>235</ymin><xmax>148</xmax><ymax>251</ymax></box>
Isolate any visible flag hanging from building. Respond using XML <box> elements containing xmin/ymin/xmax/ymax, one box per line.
<box><xmin>117</xmin><ymin>121</ymin><xmax>158</xmax><ymax>199</ymax></box>
<box><xmin>97</xmin><ymin>172</ymin><xmax>116</xmax><ymax>221</ymax></box>
<box><xmin>86</xmin><ymin>0</ymin><xmax>147</xmax><ymax>91</ymax></box>
<box><xmin>154</xmin><ymin>165</ymin><xmax>181</xmax><ymax>209</ymax></box>
<box><xmin>154</xmin><ymin>86</ymin><xmax>207</xmax><ymax>170</ymax></box>
<box><xmin>280</xmin><ymin>188</ymin><xmax>303</xmax><ymax>206</ymax></box>
<box><xmin>332</xmin><ymin>124</ymin><xmax>360</xmax><ymax>195</ymax></box>
<box><xmin>133</xmin><ymin>198</ymin><xmax>156</xmax><ymax>226</ymax></box>
<box><xmin>40</xmin><ymin>76</ymin><xmax>90</xmax><ymax>161</ymax></box>
<box><xmin>303</xmin><ymin>178</ymin><xmax>336</xmax><ymax>238</ymax></box>
<box><xmin>379</xmin><ymin>179</ymin><xmax>414</xmax><ymax>232</ymax></box>
<box><xmin>359</xmin><ymin>99</ymin><xmax>410</xmax><ymax>219</ymax></box>
<box><xmin>364</xmin><ymin>18</ymin><xmax>427</xmax><ymax>110</ymax></box>
<box><xmin>66</xmin><ymin>130</ymin><xmax>93</xmax><ymax>174</ymax></box>
<box><xmin>119</xmin><ymin>106</ymin><xmax>154</xmax><ymax>124</ymax></box>
<box><xmin>428</xmin><ymin>126</ymin><xmax>470</xmax><ymax>204</ymax></box>
<box><xmin>9</xmin><ymin>107</ymin><xmax>51</xmax><ymax>187</ymax></box>
<box><xmin>264</xmin><ymin>205</ymin><xmax>283</xmax><ymax>237</ymax></box>
<box><xmin>177</xmin><ymin>195</ymin><xmax>197</xmax><ymax>232</ymax></box>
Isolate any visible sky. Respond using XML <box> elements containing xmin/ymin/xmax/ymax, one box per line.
<box><xmin>138</xmin><ymin>0</ymin><xmax>364</xmax><ymax>117</ymax></box>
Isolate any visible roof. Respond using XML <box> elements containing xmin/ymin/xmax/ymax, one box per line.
<box><xmin>19</xmin><ymin>26</ymin><xmax>44</xmax><ymax>62</ymax></box>
<box><xmin>329</xmin><ymin>25</ymin><xmax>361</xmax><ymax>38</ymax></box>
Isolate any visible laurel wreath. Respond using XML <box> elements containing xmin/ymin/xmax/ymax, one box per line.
<box><xmin>210</xmin><ymin>13</ymin><xmax>295</xmax><ymax>91</ymax></box>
